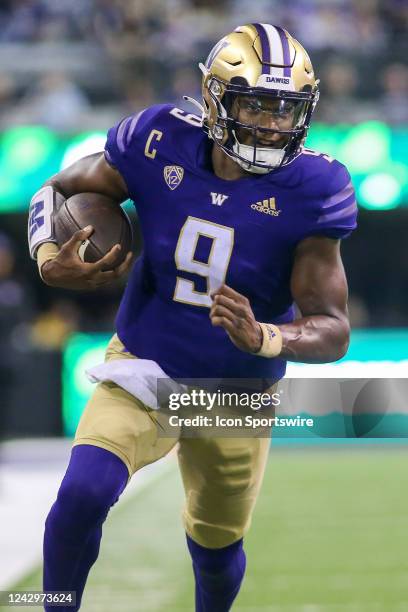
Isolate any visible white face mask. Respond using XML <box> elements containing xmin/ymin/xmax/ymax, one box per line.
<box><xmin>232</xmin><ymin>137</ymin><xmax>286</xmax><ymax>174</ymax></box>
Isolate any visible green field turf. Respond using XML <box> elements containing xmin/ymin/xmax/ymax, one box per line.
<box><xmin>9</xmin><ymin>448</ymin><xmax>408</xmax><ymax>611</ymax></box>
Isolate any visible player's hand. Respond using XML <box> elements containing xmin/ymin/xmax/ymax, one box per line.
<box><xmin>209</xmin><ymin>284</ymin><xmax>262</xmax><ymax>353</ymax></box>
<box><xmin>41</xmin><ymin>226</ymin><xmax>134</xmax><ymax>290</ymax></box>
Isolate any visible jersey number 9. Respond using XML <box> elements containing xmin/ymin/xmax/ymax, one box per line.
<box><xmin>173</xmin><ymin>216</ymin><xmax>234</xmax><ymax>307</ymax></box>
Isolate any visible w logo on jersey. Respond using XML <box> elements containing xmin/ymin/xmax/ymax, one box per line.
<box><xmin>210</xmin><ymin>192</ymin><xmax>229</xmax><ymax>206</ymax></box>
<box><xmin>164</xmin><ymin>165</ymin><xmax>184</xmax><ymax>190</ymax></box>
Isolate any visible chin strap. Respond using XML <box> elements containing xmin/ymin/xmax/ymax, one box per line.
<box><xmin>231</xmin><ymin>131</ymin><xmax>285</xmax><ymax>174</ymax></box>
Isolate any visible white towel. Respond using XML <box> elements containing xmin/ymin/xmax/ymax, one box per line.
<box><xmin>86</xmin><ymin>358</ymin><xmax>187</xmax><ymax>410</ymax></box>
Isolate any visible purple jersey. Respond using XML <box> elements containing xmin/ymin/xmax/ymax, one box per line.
<box><xmin>104</xmin><ymin>104</ymin><xmax>357</xmax><ymax>382</ymax></box>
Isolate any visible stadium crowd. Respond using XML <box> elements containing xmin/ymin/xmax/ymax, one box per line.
<box><xmin>0</xmin><ymin>0</ymin><xmax>407</xmax><ymax>129</ymax></box>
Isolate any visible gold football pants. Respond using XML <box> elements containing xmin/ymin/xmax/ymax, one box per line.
<box><xmin>73</xmin><ymin>335</ymin><xmax>272</xmax><ymax>548</ymax></box>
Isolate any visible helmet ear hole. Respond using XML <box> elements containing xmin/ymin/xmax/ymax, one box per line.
<box><xmin>214</xmin><ymin>125</ymin><xmax>224</xmax><ymax>141</ymax></box>
<box><xmin>209</xmin><ymin>80</ymin><xmax>222</xmax><ymax>96</ymax></box>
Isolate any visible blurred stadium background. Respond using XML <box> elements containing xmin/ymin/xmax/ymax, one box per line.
<box><xmin>0</xmin><ymin>0</ymin><xmax>407</xmax><ymax>610</ymax></box>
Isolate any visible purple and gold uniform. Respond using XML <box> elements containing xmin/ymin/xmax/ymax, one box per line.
<box><xmin>43</xmin><ymin>25</ymin><xmax>358</xmax><ymax>612</ymax></box>
<box><xmin>41</xmin><ymin>24</ymin><xmax>362</xmax><ymax>612</ymax></box>
<box><xmin>74</xmin><ymin>103</ymin><xmax>357</xmax><ymax>547</ymax></box>
<box><xmin>105</xmin><ymin>104</ymin><xmax>357</xmax><ymax>382</ymax></box>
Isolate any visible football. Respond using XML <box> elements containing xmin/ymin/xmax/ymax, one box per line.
<box><xmin>54</xmin><ymin>192</ymin><xmax>132</xmax><ymax>269</ymax></box>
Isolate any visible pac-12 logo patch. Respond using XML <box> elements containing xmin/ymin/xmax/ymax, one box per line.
<box><xmin>164</xmin><ymin>165</ymin><xmax>184</xmax><ymax>190</ymax></box>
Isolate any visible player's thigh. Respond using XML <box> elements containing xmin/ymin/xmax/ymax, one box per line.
<box><xmin>178</xmin><ymin>433</ymin><xmax>271</xmax><ymax>548</ymax></box>
<box><xmin>74</xmin><ymin>378</ymin><xmax>176</xmax><ymax>478</ymax></box>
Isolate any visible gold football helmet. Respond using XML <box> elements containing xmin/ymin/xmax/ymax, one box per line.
<box><xmin>193</xmin><ymin>23</ymin><xmax>319</xmax><ymax>174</ymax></box>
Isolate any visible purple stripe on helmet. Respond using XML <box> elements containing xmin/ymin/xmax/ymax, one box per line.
<box><xmin>321</xmin><ymin>183</ymin><xmax>354</xmax><ymax>209</ymax></box>
<box><xmin>205</xmin><ymin>40</ymin><xmax>229</xmax><ymax>69</ymax></box>
<box><xmin>205</xmin><ymin>44</ymin><xmax>218</xmax><ymax>69</ymax></box>
<box><xmin>317</xmin><ymin>200</ymin><xmax>357</xmax><ymax>224</ymax></box>
<box><xmin>252</xmin><ymin>23</ymin><xmax>271</xmax><ymax>74</ymax></box>
<box><xmin>274</xmin><ymin>25</ymin><xmax>292</xmax><ymax>77</ymax></box>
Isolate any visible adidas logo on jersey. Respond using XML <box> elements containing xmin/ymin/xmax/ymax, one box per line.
<box><xmin>210</xmin><ymin>192</ymin><xmax>229</xmax><ymax>206</ymax></box>
<box><xmin>251</xmin><ymin>197</ymin><xmax>281</xmax><ymax>216</ymax></box>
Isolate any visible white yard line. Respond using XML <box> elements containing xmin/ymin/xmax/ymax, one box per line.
<box><xmin>0</xmin><ymin>439</ymin><xmax>174</xmax><ymax>590</ymax></box>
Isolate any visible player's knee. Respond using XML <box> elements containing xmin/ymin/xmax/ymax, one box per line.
<box><xmin>59</xmin><ymin>472</ymin><xmax>120</xmax><ymax>525</ymax></box>
<box><xmin>187</xmin><ymin>535</ymin><xmax>246</xmax><ymax>586</ymax></box>
<box><xmin>49</xmin><ymin>447</ymin><xmax>128</xmax><ymax>528</ymax></box>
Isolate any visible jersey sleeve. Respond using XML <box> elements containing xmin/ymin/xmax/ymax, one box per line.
<box><xmin>104</xmin><ymin>104</ymin><xmax>170</xmax><ymax>191</ymax></box>
<box><xmin>313</xmin><ymin>162</ymin><xmax>358</xmax><ymax>240</ymax></box>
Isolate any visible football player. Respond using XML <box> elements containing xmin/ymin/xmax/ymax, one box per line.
<box><xmin>28</xmin><ymin>24</ymin><xmax>357</xmax><ymax>611</ymax></box>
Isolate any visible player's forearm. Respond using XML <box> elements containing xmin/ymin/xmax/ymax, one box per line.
<box><xmin>42</xmin><ymin>156</ymin><xmax>100</xmax><ymax>200</ymax></box>
<box><xmin>42</xmin><ymin>172</ymin><xmax>103</xmax><ymax>202</ymax></box>
<box><xmin>42</xmin><ymin>153</ymin><xmax>127</xmax><ymax>202</ymax></box>
<box><xmin>277</xmin><ymin>314</ymin><xmax>350</xmax><ymax>363</ymax></box>
<box><xmin>42</xmin><ymin>176</ymin><xmax>70</xmax><ymax>199</ymax></box>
